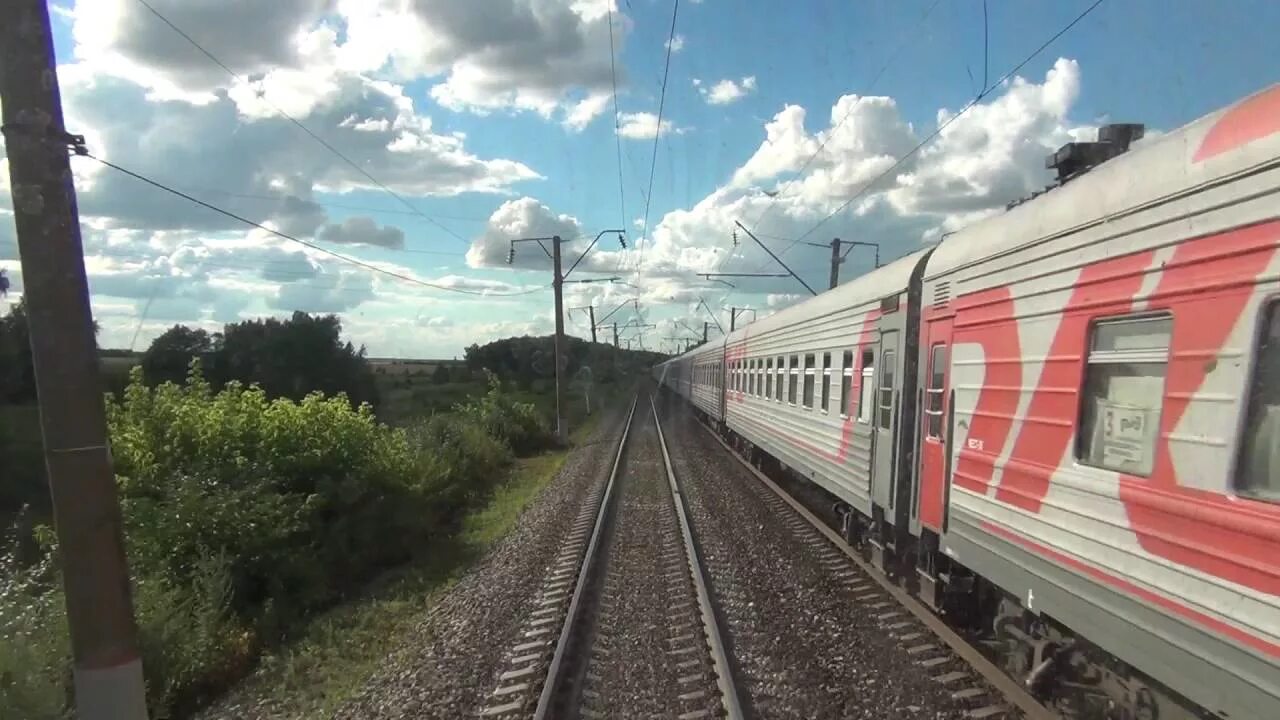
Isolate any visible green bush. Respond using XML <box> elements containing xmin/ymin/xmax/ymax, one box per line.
<box><xmin>0</xmin><ymin>360</ymin><xmax>562</xmax><ymax>718</ymax></box>
<box><xmin>455</xmin><ymin>372</ymin><xmax>555</xmax><ymax>456</ymax></box>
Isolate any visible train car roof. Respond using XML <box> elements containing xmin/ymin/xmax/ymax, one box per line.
<box><xmin>724</xmin><ymin>247</ymin><xmax>931</xmax><ymax>346</ymax></box>
<box><xmin>926</xmin><ymin>83</ymin><xmax>1280</xmax><ymax>282</ymax></box>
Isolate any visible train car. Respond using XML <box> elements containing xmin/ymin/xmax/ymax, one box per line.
<box><xmin>721</xmin><ymin>249</ymin><xmax>931</xmax><ymax>569</ymax></box>
<box><xmin>688</xmin><ymin>338</ymin><xmax>727</xmax><ymax>424</ymax></box>
<box><xmin>662</xmin><ymin>83</ymin><xmax>1280</xmax><ymax>718</ymax></box>
<box><xmin>908</xmin><ymin>83</ymin><xmax>1280</xmax><ymax>719</ymax></box>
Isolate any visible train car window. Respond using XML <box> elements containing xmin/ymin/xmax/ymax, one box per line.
<box><xmin>926</xmin><ymin>344</ymin><xmax>947</xmax><ymax>439</ymax></box>
<box><xmin>803</xmin><ymin>354</ymin><xmax>816</xmax><ymax>408</ymax></box>
<box><xmin>878</xmin><ymin>350</ymin><xmax>896</xmax><ymax>429</ymax></box>
<box><xmin>858</xmin><ymin>350</ymin><xmax>875</xmax><ymax>423</ymax></box>
<box><xmin>788</xmin><ymin>355</ymin><xmax>799</xmax><ymax>404</ymax></box>
<box><xmin>1239</xmin><ymin>301</ymin><xmax>1280</xmax><ymax>501</ymax></box>
<box><xmin>746</xmin><ymin>359</ymin><xmax>754</xmax><ymax>396</ymax></box>
<box><xmin>1077</xmin><ymin>314</ymin><xmax>1173</xmax><ymax>477</ymax></box>
<box><xmin>776</xmin><ymin>355</ymin><xmax>785</xmax><ymax>402</ymax></box>
<box><xmin>765</xmin><ymin>358</ymin><xmax>774</xmax><ymax>398</ymax></box>
<box><xmin>821</xmin><ymin>352</ymin><xmax>831</xmax><ymax>412</ymax></box>
<box><xmin>840</xmin><ymin>351</ymin><xmax>853</xmax><ymax>416</ymax></box>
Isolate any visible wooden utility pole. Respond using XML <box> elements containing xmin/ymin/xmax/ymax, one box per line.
<box><xmin>551</xmin><ymin>235</ymin><xmax>567</xmax><ymax>442</ymax></box>
<box><xmin>0</xmin><ymin>2</ymin><xmax>148</xmax><ymax>718</ymax></box>
<box><xmin>612</xmin><ymin>322</ymin><xmax>619</xmax><ymax>348</ymax></box>
<box><xmin>703</xmin><ymin>322</ymin><xmax>709</xmax><ymax>345</ymax></box>
<box><xmin>587</xmin><ymin>305</ymin><xmax>597</xmax><ymax>344</ymax></box>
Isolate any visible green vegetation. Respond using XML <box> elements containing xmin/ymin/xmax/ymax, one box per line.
<box><xmin>194</xmin><ymin>435</ymin><xmax>583</xmax><ymax>718</ymax></box>
<box><xmin>0</xmin><ymin>361</ymin><xmax>559</xmax><ymax>719</ymax></box>
<box><xmin>0</xmin><ymin>300</ymin><xmax>653</xmax><ymax>719</ymax></box>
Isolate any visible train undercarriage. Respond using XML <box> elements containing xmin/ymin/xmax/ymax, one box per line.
<box><xmin>697</xmin><ymin>406</ymin><xmax>1210</xmax><ymax>720</ymax></box>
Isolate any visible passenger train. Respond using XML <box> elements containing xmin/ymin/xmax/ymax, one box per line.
<box><xmin>655</xmin><ymin>84</ymin><xmax>1280</xmax><ymax>719</ymax></box>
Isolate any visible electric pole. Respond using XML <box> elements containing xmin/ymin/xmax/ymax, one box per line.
<box><xmin>829</xmin><ymin>238</ymin><xmax>841</xmax><ymax>291</ymax></box>
<box><xmin>0</xmin><ymin>2</ymin><xmax>148</xmax><ymax>718</ymax></box>
<box><xmin>703</xmin><ymin>322</ymin><xmax>709</xmax><ymax>345</ymax></box>
<box><xmin>587</xmin><ymin>305</ymin><xmax>596</xmax><ymax>344</ymax></box>
<box><xmin>552</xmin><ymin>237</ymin><xmax>566</xmax><ymax>441</ymax></box>
<box><xmin>806</xmin><ymin>237</ymin><xmax>880</xmax><ymax>289</ymax></box>
<box><xmin>612</xmin><ymin>322</ymin><xmax>619</xmax><ymax>348</ymax></box>
<box><xmin>509</xmin><ymin>229</ymin><xmax>624</xmax><ymax>443</ymax></box>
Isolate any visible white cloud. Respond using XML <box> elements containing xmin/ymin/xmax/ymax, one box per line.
<box><xmin>562</xmin><ymin>92</ymin><xmax>612</xmax><ymax>132</ymax></box>
<box><xmin>617</xmin><ymin>112</ymin><xmax>686</xmax><ymax>140</ymax></box>
<box><xmin>635</xmin><ymin>57</ymin><xmax>1095</xmax><ymax>300</ymax></box>
<box><xmin>67</xmin><ymin>0</ymin><xmax>626</xmax><ymax>127</ymax></box>
<box><xmin>666</xmin><ymin>34</ymin><xmax>685</xmax><ymax>53</ymax></box>
<box><xmin>699</xmin><ymin>76</ymin><xmax>757</xmax><ymax>105</ymax></box>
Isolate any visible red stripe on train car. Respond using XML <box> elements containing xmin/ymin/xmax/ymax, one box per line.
<box><xmin>994</xmin><ymin>249</ymin><xmax>1156</xmax><ymax>513</ymax></box>
<box><xmin>1120</xmin><ymin>219</ymin><xmax>1280</xmax><ymax>596</ymax></box>
<box><xmin>980</xmin><ymin>520</ymin><xmax>1280</xmax><ymax>660</ymax></box>
<box><xmin>1194</xmin><ymin>85</ymin><xmax>1280</xmax><ymax>162</ymax></box>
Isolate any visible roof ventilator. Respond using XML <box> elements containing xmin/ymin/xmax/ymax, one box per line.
<box><xmin>1008</xmin><ymin>123</ymin><xmax>1145</xmax><ymax>209</ymax></box>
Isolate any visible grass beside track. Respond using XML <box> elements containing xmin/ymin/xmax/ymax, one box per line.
<box><xmin>200</xmin><ymin>412</ymin><xmax>606</xmax><ymax>719</ymax></box>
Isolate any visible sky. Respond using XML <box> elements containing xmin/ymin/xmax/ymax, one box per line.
<box><xmin>1</xmin><ymin>0</ymin><xmax>1278</xmax><ymax>358</ymax></box>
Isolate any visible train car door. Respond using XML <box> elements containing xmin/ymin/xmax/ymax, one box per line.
<box><xmin>871</xmin><ymin>329</ymin><xmax>900</xmax><ymax>513</ymax></box>
<box><xmin>915</xmin><ymin>316</ymin><xmax>953</xmax><ymax>533</ymax></box>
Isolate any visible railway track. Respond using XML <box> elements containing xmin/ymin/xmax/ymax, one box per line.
<box><xmin>479</xmin><ymin>393</ymin><xmax>744</xmax><ymax>719</ymax></box>
<box><xmin>690</xmin><ymin>409</ymin><xmax>1057</xmax><ymax>720</ymax></box>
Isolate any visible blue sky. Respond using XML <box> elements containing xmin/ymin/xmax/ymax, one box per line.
<box><xmin>1</xmin><ymin>0</ymin><xmax>1278</xmax><ymax>357</ymax></box>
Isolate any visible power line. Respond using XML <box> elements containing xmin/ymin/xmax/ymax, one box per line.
<box><xmin>740</xmin><ymin>0</ymin><xmax>942</xmax><ymax>242</ymax></box>
<box><xmin>729</xmin><ymin>0</ymin><xmax>1107</xmax><ymax>292</ymax></box>
<box><xmin>782</xmin><ymin>0</ymin><xmax>1106</xmax><ymax>253</ymax></box>
<box><xmin>637</xmin><ymin>0</ymin><xmax>680</xmax><ymax>274</ymax></box>
<box><xmin>133</xmin><ymin>0</ymin><xmax>470</xmax><ymax>247</ymax></box>
<box><xmin>607</xmin><ymin>4</ymin><xmax>630</xmax><ymax>274</ymax></box>
<box><xmin>82</xmin><ymin>154</ymin><xmax>548</xmax><ymax>297</ymax></box>
<box><xmin>151</xmin><ymin>185</ymin><xmax>495</xmax><ymax>225</ymax></box>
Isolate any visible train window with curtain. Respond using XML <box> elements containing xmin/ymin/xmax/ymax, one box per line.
<box><xmin>1238</xmin><ymin>301</ymin><xmax>1280</xmax><ymax>501</ymax></box>
<box><xmin>859</xmin><ymin>350</ymin><xmax>875</xmax><ymax>424</ymax></box>
<box><xmin>747</xmin><ymin>359</ymin><xmax>754</xmax><ymax>396</ymax></box>
<box><xmin>926</xmin><ymin>344</ymin><xmax>946</xmax><ymax>439</ymax></box>
<box><xmin>776</xmin><ymin>355</ymin><xmax>785</xmax><ymax>401</ymax></box>
<box><xmin>788</xmin><ymin>355</ymin><xmax>799</xmax><ymax>404</ymax></box>
<box><xmin>878</xmin><ymin>350</ymin><xmax>896</xmax><ymax>429</ymax></box>
<box><xmin>765</xmin><ymin>358</ymin><xmax>774</xmax><ymax>398</ymax></box>
<box><xmin>821</xmin><ymin>352</ymin><xmax>831</xmax><ymax>411</ymax></box>
<box><xmin>840</xmin><ymin>350</ymin><xmax>853</xmax><ymax>416</ymax></box>
<box><xmin>1076</xmin><ymin>314</ymin><xmax>1173</xmax><ymax>477</ymax></box>
<box><xmin>803</xmin><ymin>354</ymin><xmax>816</xmax><ymax>408</ymax></box>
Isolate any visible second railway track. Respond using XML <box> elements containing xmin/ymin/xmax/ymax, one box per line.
<box><xmin>480</xmin><ymin>392</ymin><xmax>743</xmax><ymax>719</ymax></box>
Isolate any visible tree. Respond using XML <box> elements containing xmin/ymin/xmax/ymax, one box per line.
<box><xmin>141</xmin><ymin>324</ymin><xmax>217</xmax><ymax>386</ymax></box>
<box><xmin>217</xmin><ymin>312</ymin><xmax>379</xmax><ymax>409</ymax></box>
<box><xmin>0</xmin><ymin>300</ymin><xmax>35</xmax><ymax>403</ymax></box>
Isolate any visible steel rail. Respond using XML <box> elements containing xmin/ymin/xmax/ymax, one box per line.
<box><xmin>652</xmin><ymin>397</ymin><xmax>746</xmax><ymax>720</ymax></box>
<box><xmin>697</xmin><ymin>417</ymin><xmax>1056</xmax><ymax>720</ymax></box>
<box><xmin>532</xmin><ymin>393</ymin><xmax>639</xmax><ymax>719</ymax></box>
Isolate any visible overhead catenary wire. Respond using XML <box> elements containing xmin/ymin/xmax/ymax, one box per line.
<box><xmin>724</xmin><ymin>0</ymin><xmax>1107</xmax><ymax>302</ymax></box>
<box><xmin>607</xmin><ymin>4</ymin><xmax>631</xmax><ymax>274</ymax></box>
<box><xmin>737</xmin><ymin>0</ymin><xmax>944</xmax><ymax>246</ymax></box>
<box><xmin>83</xmin><ymin>153</ymin><xmax>548</xmax><ymax>297</ymax></box>
<box><xmin>637</xmin><ymin>0</ymin><xmax>681</xmax><ymax>274</ymax></box>
<box><xmin>133</xmin><ymin>0</ymin><xmax>471</xmax><ymax>247</ymax></box>
<box><xmin>780</xmin><ymin>0</ymin><xmax>1107</xmax><ymax>253</ymax></box>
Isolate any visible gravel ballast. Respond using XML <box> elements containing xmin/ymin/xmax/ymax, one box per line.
<box><xmin>197</xmin><ymin>401</ymin><xmax>632</xmax><ymax>720</ymax></box>
<box><xmin>574</xmin><ymin>407</ymin><xmax>722</xmax><ymax>719</ymax></box>
<box><xmin>657</xmin><ymin>396</ymin><xmax>970</xmax><ymax>719</ymax></box>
